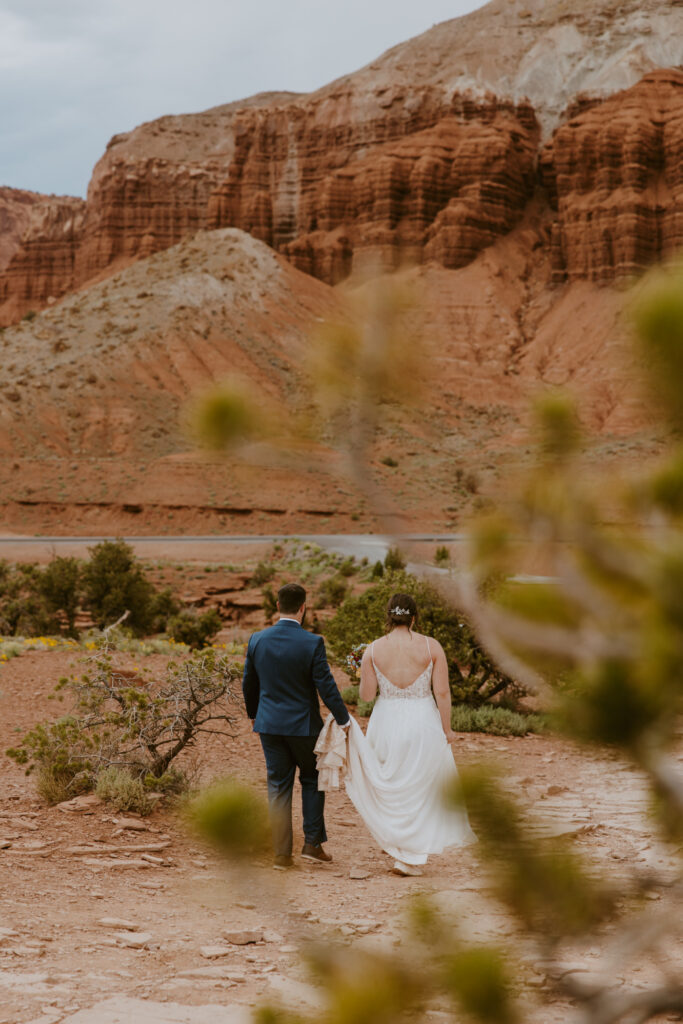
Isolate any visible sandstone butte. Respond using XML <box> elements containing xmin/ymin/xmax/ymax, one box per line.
<box><xmin>0</xmin><ymin>0</ymin><xmax>682</xmax><ymax>326</ymax></box>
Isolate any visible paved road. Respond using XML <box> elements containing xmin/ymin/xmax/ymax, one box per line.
<box><xmin>0</xmin><ymin>532</ymin><xmax>465</xmax><ymax>563</ymax></box>
<box><xmin>0</xmin><ymin>533</ymin><xmax>556</xmax><ymax>582</ymax></box>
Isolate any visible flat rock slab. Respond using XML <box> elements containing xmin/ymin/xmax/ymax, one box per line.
<box><xmin>114</xmin><ymin>931</ymin><xmax>152</xmax><ymax>948</ymax></box>
<box><xmin>56</xmin><ymin>996</ymin><xmax>251</xmax><ymax>1023</ymax></box>
<box><xmin>57</xmin><ymin>795</ymin><xmax>102</xmax><ymax>813</ymax></box>
<box><xmin>178</xmin><ymin>967</ymin><xmax>246</xmax><ymax>981</ymax></box>
<box><xmin>222</xmin><ymin>929</ymin><xmax>262</xmax><ymax>945</ymax></box>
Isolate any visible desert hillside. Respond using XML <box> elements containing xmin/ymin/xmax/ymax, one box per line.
<box><xmin>0</xmin><ymin>0</ymin><xmax>680</xmax><ymax>533</ymax></box>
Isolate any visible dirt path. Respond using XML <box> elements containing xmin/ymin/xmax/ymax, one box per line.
<box><xmin>1</xmin><ymin>648</ymin><xmax>682</xmax><ymax>1024</ymax></box>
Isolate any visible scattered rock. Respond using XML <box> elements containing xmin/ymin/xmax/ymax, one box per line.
<box><xmin>262</xmin><ymin>930</ymin><xmax>284</xmax><ymax>943</ymax></box>
<box><xmin>114</xmin><ymin>931</ymin><xmax>152</xmax><ymax>949</ymax></box>
<box><xmin>50</xmin><ymin>995</ymin><xmax>251</xmax><ymax>1021</ymax></box>
<box><xmin>112</xmin><ymin>817</ymin><xmax>149</xmax><ymax>832</ymax></box>
<box><xmin>200</xmin><ymin>946</ymin><xmax>232</xmax><ymax>959</ymax></box>
<box><xmin>57</xmin><ymin>795</ymin><xmax>102</xmax><ymax>813</ymax></box>
<box><xmin>353</xmin><ymin>918</ymin><xmax>380</xmax><ymax>933</ymax></box>
<box><xmin>349</xmin><ymin>868</ymin><xmax>370</xmax><ymax>880</ymax></box>
<box><xmin>98</xmin><ymin>918</ymin><xmax>138</xmax><ymax>930</ymax></box>
<box><xmin>0</xmin><ymin>841</ymin><xmax>11</xmax><ymax>850</ymax></box>
<box><xmin>80</xmin><ymin>858</ymin><xmax>152</xmax><ymax>869</ymax></box>
<box><xmin>222</xmin><ymin>928</ymin><xmax>262</xmax><ymax>945</ymax></box>
<box><xmin>178</xmin><ymin>967</ymin><xmax>246</xmax><ymax>982</ymax></box>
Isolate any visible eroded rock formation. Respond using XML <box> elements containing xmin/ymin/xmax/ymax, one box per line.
<box><xmin>541</xmin><ymin>69</ymin><xmax>683</xmax><ymax>283</ymax></box>
<box><xmin>0</xmin><ymin>0</ymin><xmax>681</xmax><ymax>324</ymax></box>
<box><xmin>207</xmin><ymin>92</ymin><xmax>539</xmax><ymax>282</ymax></box>
<box><xmin>0</xmin><ymin>195</ymin><xmax>86</xmax><ymax>323</ymax></box>
<box><xmin>0</xmin><ymin>187</ymin><xmax>45</xmax><ymax>273</ymax></box>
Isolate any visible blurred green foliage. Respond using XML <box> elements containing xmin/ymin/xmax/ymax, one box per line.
<box><xmin>188</xmin><ymin>779</ymin><xmax>270</xmax><ymax>859</ymax></box>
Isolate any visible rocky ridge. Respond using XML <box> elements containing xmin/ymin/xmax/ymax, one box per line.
<box><xmin>0</xmin><ymin>0</ymin><xmax>681</xmax><ymax>323</ymax></box>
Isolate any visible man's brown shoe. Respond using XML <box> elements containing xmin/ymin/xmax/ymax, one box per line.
<box><xmin>301</xmin><ymin>843</ymin><xmax>332</xmax><ymax>864</ymax></box>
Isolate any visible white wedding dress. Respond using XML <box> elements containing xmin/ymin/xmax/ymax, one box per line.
<box><xmin>344</xmin><ymin>638</ymin><xmax>477</xmax><ymax>866</ymax></box>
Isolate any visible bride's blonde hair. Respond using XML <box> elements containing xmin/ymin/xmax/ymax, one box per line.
<box><xmin>385</xmin><ymin>593</ymin><xmax>417</xmax><ymax>632</ymax></box>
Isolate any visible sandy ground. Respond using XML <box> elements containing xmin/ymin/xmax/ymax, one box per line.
<box><xmin>1</xmin><ymin>647</ymin><xmax>682</xmax><ymax>1024</ymax></box>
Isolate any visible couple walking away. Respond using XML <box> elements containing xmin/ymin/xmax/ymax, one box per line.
<box><xmin>242</xmin><ymin>582</ymin><xmax>476</xmax><ymax>876</ymax></box>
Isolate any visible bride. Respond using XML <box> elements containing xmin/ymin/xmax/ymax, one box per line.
<box><xmin>344</xmin><ymin>592</ymin><xmax>476</xmax><ymax>876</ymax></box>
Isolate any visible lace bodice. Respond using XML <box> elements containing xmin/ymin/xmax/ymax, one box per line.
<box><xmin>371</xmin><ymin>640</ymin><xmax>434</xmax><ymax>700</ymax></box>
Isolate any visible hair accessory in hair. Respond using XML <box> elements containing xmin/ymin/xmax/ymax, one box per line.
<box><xmin>390</xmin><ymin>606</ymin><xmax>411</xmax><ymax>616</ymax></box>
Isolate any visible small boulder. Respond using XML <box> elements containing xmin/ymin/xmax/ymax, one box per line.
<box><xmin>57</xmin><ymin>794</ymin><xmax>102</xmax><ymax>813</ymax></box>
<box><xmin>115</xmin><ymin>931</ymin><xmax>152</xmax><ymax>948</ymax></box>
<box><xmin>222</xmin><ymin>928</ymin><xmax>263</xmax><ymax>945</ymax></box>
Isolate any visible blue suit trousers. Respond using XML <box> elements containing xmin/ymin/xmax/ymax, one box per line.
<box><xmin>259</xmin><ymin>733</ymin><xmax>327</xmax><ymax>856</ymax></box>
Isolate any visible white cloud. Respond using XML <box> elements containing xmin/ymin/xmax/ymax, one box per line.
<box><xmin>0</xmin><ymin>0</ymin><xmax>485</xmax><ymax>196</ymax></box>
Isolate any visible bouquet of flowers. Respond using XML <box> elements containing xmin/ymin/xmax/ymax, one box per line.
<box><xmin>346</xmin><ymin>643</ymin><xmax>368</xmax><ymax>679</ymax></box>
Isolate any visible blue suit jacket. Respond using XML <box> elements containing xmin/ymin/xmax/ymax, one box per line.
<box><xmin>242</xmin><ymin>618</ymin><xmax>350</xmax><ymax>736</ymax></box>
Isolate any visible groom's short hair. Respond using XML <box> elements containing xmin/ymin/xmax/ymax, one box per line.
<box><xmin>278</xmin><ymin>583</ymin><xmax>306</xmax><ymax>614</ymax></box>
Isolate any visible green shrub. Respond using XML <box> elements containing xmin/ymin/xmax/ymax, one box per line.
<box><xmin>381</xmin><ymin>456</ymin><xmax>398</xmax><ymax>468</ymax></box>
<box><xmin>357</xmin><ymin>699</ymin><xmax>375</xmax><ymax>717</ymax></box>
<box><xmin>167</xmin><ymin>607</ymin><xmax>222</xmax><ymax>649</ymax></box>
<box><xmin>7</xmin><ymin>715</ymin><xmax>94</xmax><ymax>804</ymax></box>
<box><xmin>451</xmin><ymin>704</ymin><xmax>547</xmax><ymax>736</ymax></box>
<box><xmin>371</xmin><ymin>560</ymin><xmax>384</xmax><ymax>578</ymax></box>
<box><xmin>0</xmin><ymin>561</ymin><xmax>53</xmax><ymax>636</ymax></box>
<box><xmin>325</xmin><ymin>570</ymin><xmax>517</xmax><ymax>707</ymax></box>
<box><xmin>262</xmin><ymin>585</ymin><xmax>277</xmax><ymax>619</ymax></box>
<box><xmin>338</xmin><ymin>557</ymin><xmax>357</xmax><ymax>577</ymax></box>
<box><xmin>81</xmin><ymin>540</ymin><xmax>157</xmax><ymax>635</ymax></box>
<box><xmin>252</xmin><ymin>560</ymin><xmax>276</xmax><ymax>585</ymax></box>
<box><xmin>7</xmin><ymin>644</ymin><xmax>241</xmax><ymax>801</ymax></box>
<box><xmin>144</xmin><ymin>767</ymin><xmax>187</xmax><ymax>795</ymax></box>
<box><xmin>38</xmin><ymin>556</ymin><xmax>81</xmax><ymax>636</ymax></box>
<box><xmin>384</xmin><ymin>547</ymin><xmax>406</xmax><ymax>571</ymax></box>
<box><xmin>341</xmin><ymin>685</ymin><xmax>359</xmax><ymax>704</ymax></box>
<box><xmin>95</xmin><ymin>766</ymin><xmax>152</xmax><ymax>814</ymax></box>
<box><xmin>435</xmin><ymin>545</ymin><xmax>450</xmax><ymax>566</ymax></box>
<box><xmin>151</xmin><ymin>587</ymin><xmax>181</xmax><ymax>630</ymax></box>
<box><xmin>316</xmin><ymin>574</ymin><xmax>349</xmax><ymax>608</ymax></box>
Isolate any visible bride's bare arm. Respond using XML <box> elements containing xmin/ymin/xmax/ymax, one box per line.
<box><xmin>359</xmin><ymin>647</ymin><xmax>378</xmax><ymax>702</ymax></box>
<box><xmin>432</xmin><ymin>640</ymin><xmax>456</xmax><ymax>742</ymax></box>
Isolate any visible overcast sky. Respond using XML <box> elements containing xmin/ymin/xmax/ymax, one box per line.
<box><xmin>0</xmin><ymin>0</ymin><xmax>486</xmax><ymax>198</ymax></box>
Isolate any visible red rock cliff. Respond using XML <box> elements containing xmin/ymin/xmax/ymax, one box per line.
<box><xmin>540</xmin><ymin>69</ymin><xmax>683</xmax><ymax>283</ymax></box>
<box><xmin>0</xmin><ymin>0</ymin><xmax>681</xmax><ymax>324</ymax></box>
<box><xmin>0</xmin><ymin>195</ymin><xmax>86</xmax><ymax>323</ymax></box>
<box><xmin>0</xmin><ymin>187</ymin><xmax>45</xmax><ymax>273</ymax></box>
<box><xmin>206</xmin><ymin>90</ymin><xmax>539</xmax><ymax>283</ymax></box>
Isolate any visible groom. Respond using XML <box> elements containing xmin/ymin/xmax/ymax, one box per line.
<box><xmin>242</xmin><ymin>582</ymin><xmax>350</xmax><ymax>869</ymax></box>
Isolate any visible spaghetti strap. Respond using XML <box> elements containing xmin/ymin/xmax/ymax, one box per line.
<box><xmin>371</xmin><ymin>641</ymin><xmax>377</xmax><ymax>669</ymax></box>
<box><xmin>425</xmin><ymin>636</ymin><xmax>431</xmax><ymax>660</ymax></box>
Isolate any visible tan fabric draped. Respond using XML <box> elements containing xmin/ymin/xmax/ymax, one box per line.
<box><xmin>314</xmin><ymin>715</ymin><xmax>349</xmax><ymax>791</ymax></box>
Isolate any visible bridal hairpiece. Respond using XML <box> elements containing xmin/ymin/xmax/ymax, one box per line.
<box><xmin>391</xmin><ymin>606</ymin><xmax>411</xmax><ymax>615</ymax></box>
